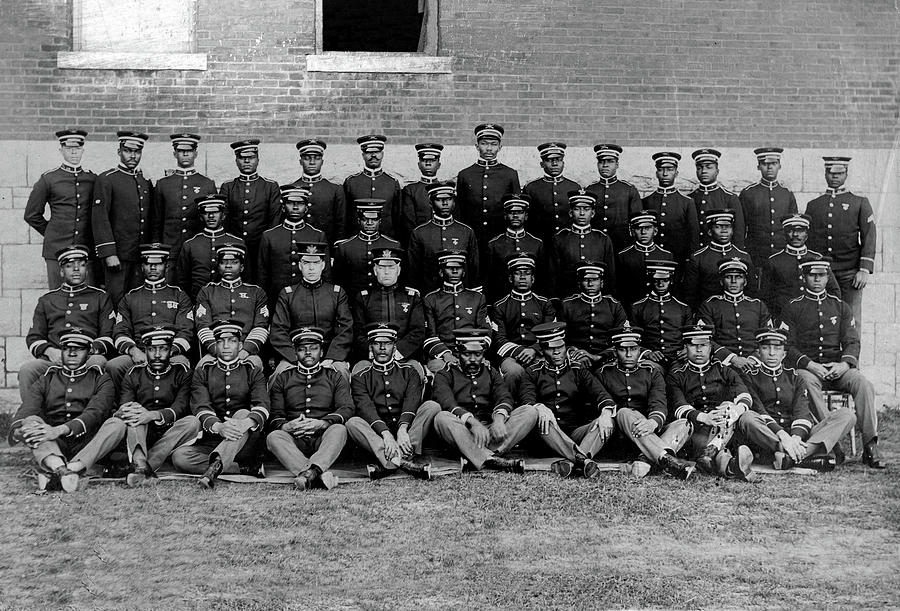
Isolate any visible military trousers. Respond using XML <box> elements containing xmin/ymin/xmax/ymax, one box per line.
<box><xmin>433</xmin><ymin>404</ymin><xmax>537</xmax><ymax>470</ymax></box>
<box><xmin>616</xmin><ymin>408</ymin><xmax>692</xmax><ymax>464</ymax></box>
<box><xmin>170</xmin><ymin>412</ymin><xmax>261</xmax><ymax>474</ymax></box>
<box><xmin>266</xmin><ymin>424</ymin><xmax>348</xmax><ymax>475</ymax></box>
<box><xmin>103</xmin><ymin>261</ymin><xmax>143</xmax><ymax>308</ymax></box>
<box><xmin>346</xmin><ymin>401</ymin><xmax>440</xmax><ymax>469</ymax></box>
<box><xmin>797</xmin><ymin>368</ymin><xmax>877</xmax><ymax>443</ymax></box>
<box><xmin>126</xmin><ymin>417</ymin><xmax>201</xmax><ymax>471</ymax></box>
<box><xmin>537</xmin><ymin>418</ymin><xmax>606</xmax><ymax>461</ymax></box>
<box><xmin>736</xmin><ymin>408</ymin><xmax>856</xmax><ymax>457</ymax></box>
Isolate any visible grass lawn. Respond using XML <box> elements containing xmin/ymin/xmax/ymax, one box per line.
<box><xmin>0</xmin><ymin>412</ymin><xmax>898</xmax><ymax>610</ymax></box>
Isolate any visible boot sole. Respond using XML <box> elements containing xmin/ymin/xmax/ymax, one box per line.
<box><xmin>551</xmin><ymin>460</ymin><xmax>574</xmax><ymax>478</ymax></box>
<box><xmin>59</xmin><ymin>473</ymin><xmax>80</xmax><ymax>493</ymax></box>
<box><xmin>319</xmin><ymin>471</ymin><xmax>338</xmax><ymax>490</ymax></box>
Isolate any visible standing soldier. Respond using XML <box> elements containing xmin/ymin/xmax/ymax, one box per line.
<box><xmin>175</xmin><ymin>195</ymin><xmax>245</xmax><ymax>301</ymax></box>
<box><xmin>343</xmin><ymin>134</ymin><xmax>402</xmax><ymax>238</ymax></box>
<box><xmin>332</xmin><ymin>200</ymin><xmax>401</xmax><ymax>298</ymax></box>
<box><xmin>400</xmin><ymin>143</ymin><xmax>444</xmax><ymax>244</ymax></box>
<box><xmin>641</xmin><ymin>151</ymin><xmax>699</xmax><ymax>275</ymax></box>
<box><xmin>631</xmin><ymin>260</ymin><xmax>692</xmax><ymax>373</ymax></box>
<box><xmin>91</xmin><ymin>130</ymin><xmax>153</xmax><ymax>305</ymax></box>
<box><xmin>585</xmin><ymin>143</ymin><xmax>641</xmax><ymax>253</ymax></box>
<box><xmin>522</xmin><ymin>142</ymin><xmax>581</xmax><ymax>244</ymax></box>
<box><xmin>550</xmin><ymin>190</ymin><xmax>617</xmax><ymax>299</ymax></box>
<box><xmin>682</xmin><ymin>209</ymin><xmax>752</xmax><ymax>309</ymax></box>
<box><xmin>616</xmin><ymin>210</ymin><xmax>674</xmax><ymax>310</ymax></box>
<box><xmin>455</xmin><ymin>123</ymin><xmax>521</xmax><ymax>263</ymax></box>
<box><xmin>805</xmin><ymin>156</ymin><xmax>876</xmax><ymax>326</ymax></box>
<box><xmin>293</xmin><ymin>138</ymin><xmax>347</xmax><ymax>246</ymax></box>
<box><xmin>485</xmin><ymin>194</ymin><xmax>545</xmax><ymax>302</ymax></box>
<box><xmin>219</xmin><ymin>139</ymin><xmax>280</xmax><ymax>284</ymax></box>
<box><xmin>689</xmin><ymin>148</ymin><xmax>745</xmax><ymax>248</ymax></box>
<box><xmin>25</xmin><ymin>129</ymin><xmax>97</xmax><ymax>289</ymax></box>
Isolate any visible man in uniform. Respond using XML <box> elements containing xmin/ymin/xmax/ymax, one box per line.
<box><xmin>550</xmin><ymin>190</ymin><xmax>617</xmax><ymax>298</ymax></box>
<box><xmin>631</xmin><ymin>260</ymin><xmax>692</xmax><ymax>373</ymax></box>
<box><xmin>172</xmin><ymin>320</ymin><xmax>269</xmax><ymax>488</ymax></box>
<box><xmin>455</xmin><ymin>123</ymin><xmax>521</xmax><ymax>263</ymax></box>
<box><xmin>292</xmin><ymin>138</ymin><xmax>347</xmax><ymax>246</ymax></box>
<box><xmin>19</xmin><ymin>245</ymin><xmax>114</xmax><ymax>400</ymax></box>
<box><xmin>105</xmin><ymin>243</ymin><xmax>193</xmax><ymax>388</ymax></box>
<box><xmin>152</xmin><ymin>133</ymin><xmax>216</xmax><ymax>277</ymax></box>
<box><xmin>689</xmin><ymin>148</ymin><xmax>745</xmax><ymax>248</ymax></box>
<box><xmin>8</xmin><ymin>329</ymin><xmax>116</xmax><ymax>492</ymax></box>
<box><xmin>25</xmin><ymin>129</ymin><xmax>97</xmax><ymax>288</ymax></box>
<box><xmin>267</xmin><ymin>326</ymin><xmax>354</xmax><ymax>490</ymax></box>
<box><xmin>407</xmin><ymin>181</ymin><xmax>479</xmax><ymax>294</ymax></box>
<box><xmin>641</xmin><ymin>151</ymin><xmax>699</xmax><ymax>275</ymax></box>
<box><xmin>736</xmin><ymin>328</ymin><xmax>856</xmax><ymax>471</ymax></box>
<box><xmin>220</xmin><ymin>139</ymin><xmax>281</xmax><ymax>283</ymax></box>
<box><xmin>344</xmin><ymin>134</ymin><xmax>402</xmax><ymax>238</ymax></box>
<box><xmin>558</xmin><ymin>262</ymin><xmax>627</xmax><ymax>370</ymax></box>
<box><xmin>194</xmin><ymin>243</ymin><xmax>268</xmax><ymax>369</ymax></box>
<box><xmin>432</xmin><ymin>328</ymin><xmax>533</xmax><ymax>473</ymax></box>
<box><xmin>348</xmin><ymin>323</ymin><xmax>438</xmax><ymax>479</ymax></box>
<box><xmin>779</xmin><ymin>258</ymin><xmax>884</xmax><ymax>468</ymax></box>
<box><xmin>176</xmin><ymin>194</ymin><xmax>245</xmax><ymax>301</ymax></box>
<box><xmin>91</xmin><ymin>131</ymin><xmax>153</xmax><ymax>305</ymax></box>
<box><xmin>400</xmin><ymin>143</ymin><xmax>444</xmax><ymax>244</ymax></box>
<box><xmin>485</xmin><ymin>193</ymin><xmax>545</xmax><ymax>302</ymax></box>
<box><xmin>805</xmin><ymin>156</ymin><xmax>876</xmax><ymax>326</ymax></box>
<box><xmin>332</xmin><ymin>199</ymin><xmax>401</xmax><ymax>298</ymax></box>
<box><xmin>666</xmin><ymin>324</ymin><xmax>754</xmax><ymax>480</ymax></box>
<box><xmin>616</xmin><ymin>210</ymin><xmax>674</xmax><ymax>310</ymax></box>
<box><xmin>522</xmin><ymin>142</ymin><xmax>581</xmax><ymax>244</ymax></box>
<box><xmin>585</xmin><ymin>143</ymin><xmax>641</xmax><ymax>253</ymax></box>
<box><xmin>683</xmin><ymin>209</ymin><xmax>753</xmax><ymax>309</ymax></box>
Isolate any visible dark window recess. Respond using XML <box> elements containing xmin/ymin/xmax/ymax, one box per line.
<box><xmin>323</xmin><ymin>0</ymin><xmax>425</xmax><ymax>52</ymax></box>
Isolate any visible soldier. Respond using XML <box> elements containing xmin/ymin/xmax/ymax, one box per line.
<box><xmin>194</xmin><ymin>243</ymin><xmax>268</xmax><ymax>369</ymax></box>
<box><xmin>175</xmin><ymin>194</ymin><xmax>245</xmax><ymax>301</ymax></box>
<box><xmin>407</xmin><ymin>181</ymin><xmax>479</xmax><ymax>294</ymax></box>
<box><xmin>805</xmin><ymin>156</ymin><xmax>876</xmax><ymax>326</ymax></box>
<box><xmin>761</xmin><ymin>213</ymin><xmax>841</xmax><ymax>320</ymax></box>
<box><xmin>641</xmin><ymin>151</ymin><xmax>700</xmax><ymax>274</ymax></box>
<box><xmin>421</xmin><ymin>250</ymin><xmax>490</xmax><ymax>373</ymax></box>
<box><xmin>631</xmin><ymin>260</ymin><xmax>692</xmax><ymax>373</ymax></box>
<box><xmin>105</xmin><ymin>243</ymin><xmax>193</xmax><ymax>388</ymax></box>
<box><xmin>343</xmin><ymin>134</ymin><xmax>401</xmax><ymax>238</ymax></box>
<box><xmin>696</xmin><ymin>258</ymin><xmax>772</xmax><ymax>374</ymax></box>
<box><xmin>585</xmin><ymin>143</ymin><xmax>642</xmax><ymax>253</ymax></box>
<box><xmin>400</xmin><ymin>143</ymin><xmax>444</xmax><ymax>244</ymax></box>
<box><xmin>25</xmin><ymin>129</ymin><xmax>97</xmax><ymax>289</ymax></box>
<box><xmin>550</xmin><ymin>190</ymin><xmax>617</xmax><ymax>298</ymax></box>
<box><xmin>597</xmin><ymin>325</ymin><xmax>696</xmax><ymax>479</ymax></box>
<box><xmin>19</xmin><ymin>245</ymin><xmax>113</xmax><ymax>400</ymax></box>
<box><xmin>490</xmin><ymin>253</ymin><xmax>557</xmax><ymax>385</ymax></box>
<box><xmin>780</xmin><ymin>258</ymin><xmax>884</xmax><ymax>469</ymax></box>
<box><xmin>152</xmin><ymin>133</ymin><xmax>216</xmax><ymax>277</ymax></box>
<box><xmin>616</xmin><ymin>210</ymin><xmax>674</xmax><ymax>310</ymax></box>
<box><xmin>258</xmin><ymin>185</ymin><xmax>330</xmax><ymax>306</ymax></box>
<box><xmin>455</xmin><ymin>123</ymin><xmax>521</xmax><ymax>263</ymax></box>
<box><xmin>689</xmin><ymin>148</ymin><xmax>745</xmax><ymax>248</ymax></box>
<box><xmin>432</xmin><ymin>328</ymin><xmax>533</xmax><ymax>473</ymax></box>
<box><xmin>666</xmin><ymin>324</ymin><xmax>754</xmax><ymax>480</ymax></box>
<box><xmin>219</xmin><ymin>139</ymin><xmax>281</xmax><ymax>283</ymax></box>
<box><xmin>682</xmin><ymin>209</ymin><xmax>753</xmax><ymax>309</ymax></box>
<box><xmin>736</xmin><ymin>328</ymin><xmax>856</xmax><ymax>471</ymax></box>
<box><xmin>484</xmin><ymin>193</ymin><xmax>545</xmax><ymax>303</ymax></box>
<box><xmin>270</xmin><ymin>242</ymin><xmax>353</xmax><ymax>380</ymax></box>
<box><xmin>348</xmin><ymin>323</ymin><xmax>438</xmax><ymax>480</ymax></box>
<box><xmin>332</xmin><ymin>199</ymin><xmax>401</xmax><ymax>298</ymax></box>
<box><xmin>91</xmin><ymin>131</ymin><xmax>153</xmax><ymax>305</ymax></box>
<box><xmin>350</xmin><ymin>247</ymin><xmax>426</xmax><ymax>374</ymax></box>
<box><xmin>522</xmin><ymin>142</ymin><xmax>581</xmax><ymax>243</ymax></box>
<box><xmin>292</xmin><ymin>138</ymin><xmax>347</xmax><ymax>246</ymax></box>
<box><xmin>266</xmin><ymin>326</ymin><xmax>353</xmax><ymax>490</ymax></box>
<box><xmin>171</xmin><ymin>320</ymin><xmax>270</xmax><ymax>489</ymax></box>
<box><xmin>558</xmin><ymin>262</ymin><xmax>627</xmax><ymax>370</ymax></box>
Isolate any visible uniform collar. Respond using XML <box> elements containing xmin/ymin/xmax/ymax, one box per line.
<box><xmin>202</xmin><ymin>227</ymin><xmax>225</xmax><ymax>238</ymax></box>
<box><xmin>634</xmin><ymin>242</ymin><xmax>656</xmax><ymax>253</ymax></box>
<box><xmin>60</xmin><ymin>163</ymin><xmax>83</xmax><ymax>173</ymax></box>
<box><xmin>708</xmin><ymin>241</ymin><xmax>732</xmax><ymax>253</ymax></box>
<box><xmin>647</xmin><ymin>292</ymin><xmax>672</xmax><ymax>303</ymax></box>
<box><xmin>616</xmin><ymin>363</ymin><xmax>640</xmax><ymax>373</ymax></box>
<box><xmin>372</xmin><ymin>359</ymin><xmax>396</xmax><ymax>374</ymax></box>
<box><xmin>571</xmin><ymin>224</ymin><xmax>592</xmax><ymax>236</ymax></box>
<box><xmin>431</xmin><ymin>214</ymin><xmax>454</xmax><ymax>227</ymax></box>
<box><xmin>301</xmin><ymin>172</ymin><xmax>322</xmax><ymax>183</ymax></box>
<box><xmin>802</xmin><ymin>289</ymin><xmax>828</xmax><ymax>302</ymax></box>
<box><xmin>722</xmin><ymin>291</ymin><xmax>745</xmax><ymax>304</ymax></box>
<box><xmin>216</xmin><ymin>358</ymin><xmax>242</xmax><ymax>372</ymax></box>
<box><xmin>174</xmin><ymin>168</ymin><xmax>197</xmax><ymax>176</ymax></box>
<box><xmin>296</xmin><ymin>362</ymin><xmax>323</xmax><ymax>376</ymax></box>
<box><xmin>238</xmin><ymin>173</ymin><xmax>259</xmax><ymax>182</ymax></box>
<box><xmin>442</xmin><ymin>281</ymin><xmax>464</xmax><ymax>295</ymax></box>
<box><xmin>357</xmin><ymin>231</ymin><xmax>381</xmax><ymax>242</ymax></box>
<box><xmin>476</xmin><ymin>158</ymin><xmax>498</xmax><ymax>168</ymax></box>
<box><xmin>760</xmin><ymin>178</ymin><xmax>780</xmax><ymax>188</ymax></box>
<box><xmin>785</xmin><ymin>245</ymin><xmax>807</xmax><ymax>257</ymax></box>
<box><xmin>596</xmin><ymin>175</ymin><xmax>618</xmax><ymax>187</ymax></box>
<box><xmin>687</xmin><ymin>360</ymin><xmax>712</xmax><ymax>373</ymax></box>
<box><xmin>758</xmin><ymin>361</ymin><xmax>783</xmax><ymax>377</ymax></box>
<box><xmin>300</xmin><ymin>278</ymin><xmax>323</xmax><ymax>289</ymax></box>
<box><xmin>698</xmin><ymin>182</ymin><xmax>719</xmax><ymax>194</ymax></box>
<box><xmin>116</xmin><ymin>164</ymin><xmax>137</xmax><ymax>176</ymax></box>
<box><xmin>61</xmin><ymin>363</ymin><xmax>90</xmax><ymax>377</ymax></box>
<box><xmin>579</xmin><ymin>292</ymin><xmax>603</xmax><ymax>305</ymax></box>
<box><xmin>826</xmin><ymin>186</ymin><xmax>847</xmax><ymax>196</ymax></box>
<box><xmin>464</xmin><ymin>364</ymin><xmax>487</xmax><ymax>378</ymax></box>
<box><xmin>378</xmin><ymin>282</ymin><xmax>398</xmax><ymax>292</ymax></box>
<box><xmin>546</xmin><ymin>360</ymin><xmax>569</xmax><ymax>375</ymax></box>
<box><xmin>419</xmin><ymin>175</ymin><xmax>437</xmax><ymax>184</ymax></box>
<box><xmin>363</xmin><ymin>167</ymin><xmax>383</xmax><ymax>178</ymax></box>
<box><xmin>143</xmin><ymin>278</ymin><xmax>167</xmax><ymax>290</ymax></box>
<box><xmin>147</xmin><ymin>364</ymin><xmax>173</xmax><ymax>376</ymax></box>
<box><xmin>505</xmin><ymin>228</ymin><xmax>526</xmax><ymax>239</ymax></box>
<box><xmin>542</xmin><ymin>173</ymin><xmax>565</xmax><ymax>183</ymax></box>
<box><xmin>220</xmin><ymin>277</ymin><xmax>243</xmax><ymax>289</ymax></box>
<box><xmin>283</xmin><ymin>219</ymin><xmax>306</xmax><ymax>230</ymax></box>
<box><xmin>656</xmin><ymin>185</ymin><xmax>678</xmax><ymax>195</ymax></box>
<box><xmin>61</xmin><ymin>282</ymin><xmax>87</xmax><ymax>293</ymax></box>
<box><xmin>511</xmin><ymin>290</ymin><xmax>533</xmax><ymax>302</ymax></box>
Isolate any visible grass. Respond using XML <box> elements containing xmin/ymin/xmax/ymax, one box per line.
<box><xmin>0</xmin><ymin>412</ymin><xmax>898</xmax><ymax>610</ymax></box>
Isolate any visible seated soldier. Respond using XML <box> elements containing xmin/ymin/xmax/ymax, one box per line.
<box><xmin>422</xmin><ymin>250</ymin><xmax>490</xmax><ymax>373</ymax></box>
<box><xmin>597</xmin><ymin>325</ymin><xmax>695</xmax><ymax>480</ymax></box>
<box><xmin>105</xmin><ymin>243</ymin><xmax>193</xmax><ymax>388</ymax></box>
<box><xmin>696</xmin><ymin>257</ymin><xmax>772</xmax><ymax>374</ymax></box>
<box><xmin>332</xmin><ymin>199</ymin><xmax>401</xmax><ymax>299</ymax></box>
<box><xmin>8</xmin><ymin>329</ymin><xmax>116</xmax><ymax>492</ymax></box>
<box><xmin>550</xmin><ymin>189</ymin><xmax>617</xmax><ymax>299</ymax></box>
<box><xmin>270</xmin><ymin>241</ymin><xmax>353</xmax><ymax>380</ymax></box>
<box><xmin>631</xmin><ymin>259</ymin><xmax>692</xmax><ymax>373</ymax></box>
<box><xmin>616</xmin><ymin>210</ymin><xmax>674</xmax><ymax>311</ymax></box>
<box><xmin>172</xmin><ymin>320</ymin><xmax>270</xmax><ymax>489</ymax></box>
<box><xmin>432</xmin><ymin>328</ymin><xmax>534</xmax><ymax>473</ymax></box>
<box><xmin>20</xmin><ymin>245</ymin><xmax>113</xmax><ymax>401</ymax></box>
<box><xmin>485</xmin><ymin>194</ymin><xmax>545</xmax><ymax>302</ymax></box>
<box><xmin>780</xmin><ymin>257</ymin><xmax>884</xmax><ymax>469</ymax></box>
<box><xmin>736</xmin><ymin>328</ymin><xmax>856</xmax><ymax>471</ymax></box>
<box><xmin>490</xmin><ymin>252</ymin><xmax>557</xmax><ymax>386</ymax></box>
<box><xmin>266</xmin><ymin>326</ymin><xmax>354</xmax><ymax>491</ymax></box>
<box><xmin>666</xmin><ymin>324</ymin><xmax>755</xmax><ymax>481</ymax></box>
<box><xmin>682</xmin><ymin>209</ymin><xmax>753</xmax><ymax>309</ymax></box>
<box><xmin>348</xmin><ymin>323</ymin><xmax>439</xmax><ymax>480</ymax></box>
<box><xmin>194</xmin><ymin>243</ymin><xmax>268</xmax><ymax>369</ymax></box>
<box><xmin>558</xmin><ymin>261</ymin><xmax>627</xmax><ymax>371</ymax></box>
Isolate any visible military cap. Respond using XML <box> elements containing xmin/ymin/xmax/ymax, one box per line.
<box><xmin>474</xmin><ymin>123</ymin><xmax>504</xmax><ymax>141</ymax></box>
<box><xmin>629</xmin><ymin>210</ymin><xmax>658</xmax><ymax>227</ymax></box>
<box><xmin>216</xmin><ymin>243</ymin><xmax>246</xmax><ymax>261</ymax></box>
<box><xmin>170</xmin><ymin>133</ymin><xmax>200</xmax><ymax>150</ymax></box>
<box><xmin>355</xmin><ymin>199</ymin><xmax>385</xmax><ymax>218</ymax></box>
<box><xmin>506</xmin><ymin>252</ymin><xmax>536</xmax><ymax>271</ymax></box>
<box><xmin>291</xmin><ymin>326</ymin><xmax>326</xmax><ymax>346</ymax></box>
<box><xmin>59</xmin><ymin>328</ymin><xmax>94</xmax><ymax>348</ymax></box>
<box><xmin>280</xmin><ymin>185</ymin><xmax>312</xmax><ymax>203</ymax></box>
<box><xmin>196</xmin><ymin>194</ymin><xmax>227</xmax><ymax>213</ymax></box>
<box><xmin>754</xmin><ymin>147</ymin><xmax>784</xmax><ymax>163</ymax></box>
<box><xmin>415</xmin><ymin>143</ymin><xmax>444</xmax><ymax>160</ymax></box>
<box><xmin>501</xmin><ymin>193</ymin><xmax>530</xmax><ymax>211</ymax></box>
<box><xmin>210</xmin><ymin>319</ymin><xmax>243</xmax><ymax>340</ymax></box>
<box><xmin>141</xmin><ymin>325</ymin><xmax>176</xmax><ymax>346</ymax></box>
<box><xmin>717</xmin><ymin>257</ymin><xmax>749</xmax><ymax>276</ymax></box>
<box><xmin>116</xmin><ymin>131</ymin><xmax>149</xmax><ymax>149</ymax></box>
<box><xmin>357</xmin><ymin>134</ymin><xmax>387</xmax><ymax>152</ymax></box>
<box><xmin>798</xmin><ymin>256</ymin><xmax>831</xmax><ymax>275</ymax></box>
<box><xmin>681</xmin><ymin>323</ymin><xmax>714</xmax><ymax>345</ymax></box>
<box><xmin>296</xmin><ymin>138</ymin><xmax>327</xmax><ymax>155</ymax></box>
<box><xmin>646</xmin><ymin>259</ymin><xmax>677</xmax><ymax>279</ymax></box>
<box><xmin>823</xmin><ymin>156</ymin><xmax>851</xmax><ymax>171</ymax></box>
<box><xmin>56</xmin><ymin>244</ymin><xmax>90</xmax><ymax>264</ymax></box>
<box><xmin>365</xmin><ymin>322</ymin><xmax>400</xmax><ymax>343</ymax></box>
<box><xmin>230</xmin><ymin>139</ymin><xmax>260</xmax><ymax>157</ymax></box>
<box><xmin>372</xmin><ymin>247</ymin><xmax>404</xmax><ymax>264</ymax></box>
<box><xmin>692</xmin><ymin>148</ymin><xmax>721</xmax><ymax>164</ymax></box>
<box><xmin>139</xmin><ymin>243</ymin><xmax>170</xmax><ymax>263</ymax></box>
<box><xmin>437</xmin><ymin>249</ymin><xmax>467</xmax><ymax>267</ymax></box>
<box><xmin>610</xmin><ymin>323</ymin><xmax>642</xmax><ymax>347</ymax></box>
<box><xmin>532</xmin><ymin>321</ymin><xmax>567</xmax><ymax>348</ymax></box>
<box><xmin>755</xmin><ymin>327</ymin><xmax>788</xmax><ymax>344</ymax></box>
<box><xmin>296</xmin><ymin>242</ymin><xmax>329</xmax><ymax>260</ymax></box>
<box><xmin>781</xmin><ymin>212</ymin><xmax>811</xmax><ymax>229</ymax></box>
<box><xmin>568</xmin><ymin>189</ymin><xmax>598</xmax><ymax>208</ymax></box>
<box><xmin>704</xmin><ymin>208</ymin><xmax>735</xmax><ymax>226</ymax></box>
<box><xmin>537</xmin><ymin>142</ymin><xmax>567</xmax><ymax>159</ymax></box>
<box><xmin>453</xmin><ymin>327</ymin><xmax>492</xmax><ymax>350</ymax></box>
<box><xmin>652</xmin><ymin>151</ymin><xmax>681</xmax><ymax>167</ymax></box>
<box><xmin>55</xmin><ymin>129</ymin><xmax>87</xmax><ymax>147</ymax></box>
<box><xmin>593</xmin><ymin>143</ymin><xmax>623</xmax><ymax>159</ymax></box>
<box><xmin>427</xmin><ymin>181</ymin><xmax>456</xmax><ymax>199</ymax></box>
<box><xmin>577</xmin><ymin>261</ymin><xmax>606</xmax><ymax>278</ymax></box>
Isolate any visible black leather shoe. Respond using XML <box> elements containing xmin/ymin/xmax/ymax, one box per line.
<box><xmin>695</xmin><ymin>445</ymin><xmax>718</xmax><ymax>475</ymax></box>
<box><xmin>367</xmin><ymin>464</ymin><xmax>392</xmax><ymax>480</ymax></box>
<box><xmin>293</xmin><ymin>468</ymin><xmax>319</xmax><ymax>490</ymax></box>
<box><xmin>863</xmin><ymin>439</ymin><xmax>887</xmax><ymax>469</ymax></box>
<box><xmin>126</xmin><ymin>465</ymin><xmax>157</xmax><ymax>487</ymax></box>
<box><xmin>550</xmin><ymin>459</ymin><xmax>574</xmax><ymax>478</ymax></box>
<box><xmin>399</xmin><ymin>459</ymin><xmax>432</xmax><ymax>481</ymax></box>
<box><xmin>198</xmin><ymin>458</ymin><xmax>223</xmax><ymax>490</ymax></box>
<box><xmin>800</xmin><ymin>453</ymin><xmax>836</xmax><ymax>472</ymax></box>
<box><xmin>773</xmin><ymin>451</ymin><xmax>796</xmax><ymax>471</ymax></box>
<box><xmin>724</xmin><ymin>445</ymin><xmax>754</xmax><ymax>482</ymax></box>
<box><xmin>659</xmin><ymin>453</ymin><xmax>696</xmax><ymax>480</ymax></box>
<box><xmin>833</xmin><ymin>442</ymin><xmax>846</xmax><ymax>466</ymax></box>
<box><xmin>483</xmin><ymin>457</ymin><xmax>525</xmax><ymax>473</ymax></box>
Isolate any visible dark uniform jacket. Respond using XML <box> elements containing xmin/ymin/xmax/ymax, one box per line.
<box><xmin>689</xmin><ymin>183</ymin><xmax>746</xmax><ymax>248</ymax></box>
<box><xmin>270</xmin><ymin>280</ymin><xmax>353</xmax><ymax>363</ymax></box>
<box><xmin>351</xmin><ymin>361</ymin><xmax>423</xmax><ymax>435</ymax></box>
<box><xmin>191</xmin><ymin>359</ymin><xmax>269</xmax><ymax>433</ymax></box>
<box><xmin>761</xmin><ymin>245</ymin><xmax>841</xmax><ymax>320</ymax></box>
<box><xmin>114</xmin><ymin>279</ymin><xmax>194</xmax><ymax>355</ymax></box>
<box><xmin>120</xmin><ymin>362</ymin><xmax>192</xmax><ymax>426</ymax></box>
<box><xmin>490</xmin><ymin>291</ymin><xmax>557</xmax><ymax>361</ymax></box>
<box><xmin>175</xmin><ymin>228</ymin><xmax>245</xmax><ymax>301</ymax></box>
<box><xmin>740</xmin><ymin>361</ymin><xmax>813</xmax><ymax>439</ymax></box>
<box><xmin>408</xmin><ymin>216</ymin><xmax>480</xmax><ymax>294</ymax></box>
<box><xmin>559</xmin><ymin>292</ymin><xmax>627</xmax><ymax>357</ymax></box>
<box><xmin>485</xmin><ymin>229</ymin><xmax>546</xmax><ymax>303</ymax></box>
<box><xmin>27</xmin><ymin>283</ymin><xmax>115</xmax><ymax>357</ymax></box>
<box><xmin>433</xmin><ymin>362</ymin><xmax>514</xmax><ymax>423</ymax></box>
<box><xmin>25</xmin><ymin>164</ymin><xmax>97</xmax><ymax>259</ymax></box>
<box><xmin>739</xmin><ymin>179</ymin><xmax>798</xmax><ymax>265</ymax></box>
<box><xmin>631</xmin><ymin>292</ymin><xmax>692</xmax><ymax>363</ymax></box>
<box><xmin>257</xmin><ymin>220</ymin><xmax>330</xmax><ymax>304</ymax></box>
<box><xmin>268</xmin><ymin>362</ymin><xmax>354</xmax><ymax>429</ymax></box>
<box><xmin>780</xmin><ymin>290</ymin><xmax>860</xmax><ymax>369</ymax></box>
<box><xmin>696</xmin><ymin>293</ymin><xmax>772</xmax><ymax>362</ymax></box>
<box><xmin>343</xmin><ymin>169</ymin><xmax>402</xmax><ymax>238</ymax></box>
<box><xmin>350</xmin><ymin>285</ymin><xmax>425</xmax><ymax>361</ymax></box>
<box><xmin>220</xmin><ymin>174</ymin><xmax>281</xmax><ymax>281</ymax></box>
<box><xmin>456</xmin><ymin>160</ymin><xmax>520</xmax><ymax>258</ymax></box>
<box><xmin>616</xmin><ymin>242</ymin><xmax>674</xmax><ymax>309</ymax></box>
<box><xmin>195</xmin><ymin>279</ymin><xmax>270</xmax><ymax>356</ymax></box>
<box><xmin>400</xmin><ymin>176</ymin><xmax>438</xmax><ymax>245</ymax></box>
<box><xmin>595</xmin><ymin>362</ymin><xmax>668</xmax><ymax>429</ymax></box>
<box><xmin>522</xmin><ymin>175</ymin><xmax>581</xmax><ymax>243</ymax></box>
<box><xmin>422</xmin><ymin>282</ymin><xmax>489</xmax><ymax>359</ymax></box>
<box><xmin>585</xmin><ymin>177</ymin><xmax>642</xmax><ymax>253</ymax></box>
<box><xmin>641</xmin><ymin>187</ymin><xmax>700</xmax><ymax>266</ymax></box>
<box><xmin>682</xmin><ymin>242</ymin><xmax>752</xmax><ymax>309</ymax></box>
<box><xmin>806</xmin><ymin>187</ymin><xmax>876</xmax><ymax>276</ymax></box>
<box><xmin>152</xmin><ymin>169</ymin><xmax>216</xmax><ymax>262</ymax></box>
<box><xmin>519</xmin><ymin>360</ymin><xmax>615</xmax><ymax>431</ymax></box>
<box><xmin>92</xmin><ymin>166</ymin><xmax>153</xmax><ymax>262</ymax></box>
<box><xmin>332</xmin><ymin>232</ymin><xmax>401</xmax><ymax>298</ymax></box>
<box><xmin>293</xmin><ymin>175</ymin><xmax>348</xmax><ymax>246</ymax></box>
<box><xmin>666</xmin><ymin>359</ymin><xmax>751</xmax><ymax>424</ymax></box>
<box><xmin>550</xmin><ymin>225</ymin><xmax>618</xmax><ymax>298</ymax></box>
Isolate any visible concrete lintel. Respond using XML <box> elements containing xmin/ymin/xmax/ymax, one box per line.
<box><xmin>57</xmin><ymin>52</ymin><xmax>208</xmax><ymax>71</ymax></box>
<box><xmin>306</xmin><ymin>53</ymin><xmax>452</xmax><ymax>74</ymax></box>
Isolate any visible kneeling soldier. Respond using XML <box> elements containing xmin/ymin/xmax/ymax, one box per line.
<box><xmin>267</xmin><ymin>326</ymin><xmax>354</xmax><ymax>490</ymax></box>
<box><xmin>348</xmin><ymin>323</ymin><xmax>438</xmax><ymax>479</ymax></box>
